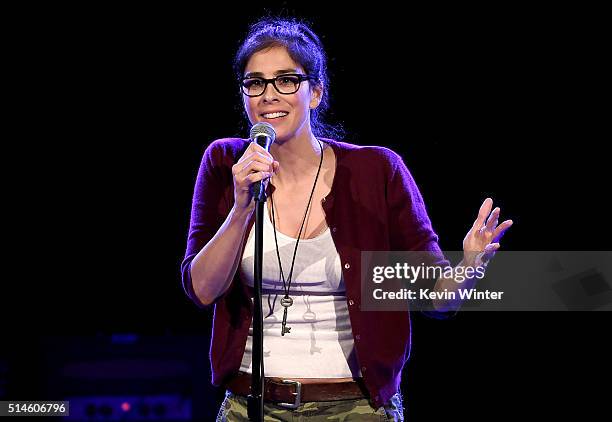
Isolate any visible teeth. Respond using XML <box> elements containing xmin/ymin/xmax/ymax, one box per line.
<box><xmin>262</xmin><ymin>112</ymin><xmax>288</xmax><ymax>119</ymax></box>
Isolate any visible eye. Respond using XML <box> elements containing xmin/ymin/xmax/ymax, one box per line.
<box><xmin>243</xmin><ymin>78</ymin><xmax>263</xmax><ymax>88</ymax></box>
<box><xmin>277</xmin><ymin>75</ymin><xmax>299</xmax><ymax>86</ymax></box>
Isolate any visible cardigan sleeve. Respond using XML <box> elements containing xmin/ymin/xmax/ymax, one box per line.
<box><xmin>180</xmin><ymin>141</ymin><xmax>227</xmax><ymax>309</ymax></box>
<box><xmin>384</xmin><ymin>148</ymin><xmax>445</xmax><ymax>256</ymax></box>
<box><xmin>383</xmin><ymin>148</ymin><xmax>457</xmax><ymax>319</ymax></box>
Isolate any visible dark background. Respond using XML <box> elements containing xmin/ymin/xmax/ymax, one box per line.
<box><xmin>3</xmin><ymin>2</ymin><xmax>610</xmax><ymax>420</ymax></box>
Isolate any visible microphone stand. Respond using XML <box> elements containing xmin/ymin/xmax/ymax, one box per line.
<box><xmin>247</xmin><ymin>175</ymin><xmax>266</xmax><ymax>421</ymax></box>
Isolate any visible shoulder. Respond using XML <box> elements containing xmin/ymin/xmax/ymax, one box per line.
<box><xmin>204</xmin><ymin>137</ymin><xmax>249</xmax><ymax>159</ymax></box>
<box><xmin>201</xmin><ymin>138</ymin><xmax>250</xmax><ymax>168</ymax></box>
<box><xmin>323</xmin><ymin>138</ymin><xmax>405</xmax><ymax>173</ymax></box>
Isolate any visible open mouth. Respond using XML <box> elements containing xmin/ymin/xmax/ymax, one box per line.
<box><xmin>261</xmin><ymin>111</ymin><xmax>289</xmax><ymax>120</ymax></box>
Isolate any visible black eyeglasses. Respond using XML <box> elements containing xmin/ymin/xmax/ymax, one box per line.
<box><xmin>240</xmin><ymin>74</ymin><xmax>314</xmax><ymax>97</ymax></box>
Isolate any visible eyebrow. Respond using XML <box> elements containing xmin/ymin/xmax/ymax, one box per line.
<box><xmin>244</xmin><ymin>69</ymin><xmax>300</xmax><ymax>78</ymax></box>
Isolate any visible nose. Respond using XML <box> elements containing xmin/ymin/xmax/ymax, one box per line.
<box><xmin>261</xmin><ymin>81</ymin><xmax>280</xmax><ymax>104</ymax></box>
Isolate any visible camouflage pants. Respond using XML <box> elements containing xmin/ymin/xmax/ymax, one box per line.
<box><xmin>216</xmin><ymin>389</ymin><xmax>404</xmax><ymax>421</ymax></box>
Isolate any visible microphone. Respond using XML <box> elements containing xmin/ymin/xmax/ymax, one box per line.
<box><xmin>250</xmin><ymin>122</ymin><xmax>276</xmax><ymax>201</ymax></box>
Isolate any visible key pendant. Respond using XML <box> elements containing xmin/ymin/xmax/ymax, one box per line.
<box><xmin>281</xmin><ymin>308</ymin><xmax>291</xmax><ymax>336</ymax></box>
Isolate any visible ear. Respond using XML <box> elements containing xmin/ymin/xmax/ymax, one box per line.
<box><xmin>240</xmin><ymin>91</ymin><xmax>256</xmax><ymax>125</ymax></box>
<box><xmin>309</xmin><ymin>83</ymin><xmax>323</xmax><ymax>110</ymax></box>
<box><xmin>241</xmin><ymin>89</ymin><xmax>248</xmax><ymax>108</ymax></box>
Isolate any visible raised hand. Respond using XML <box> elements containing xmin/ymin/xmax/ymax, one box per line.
<box><xmin>463</xmin><ymin>198</ymin><xmax>513</xmax><ymax>268</ymax></box>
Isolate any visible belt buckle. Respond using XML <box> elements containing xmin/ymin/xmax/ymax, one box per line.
<box><xmin>277</xmin><ymin>379</ymin><xmax>302</xmax><ymax>409</ymax></box>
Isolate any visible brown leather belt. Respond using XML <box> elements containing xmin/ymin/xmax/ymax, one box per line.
<box><xmin>225</xmin><ymin>372</ymin><xmax>368</xmax><ymax>409</ymax></box>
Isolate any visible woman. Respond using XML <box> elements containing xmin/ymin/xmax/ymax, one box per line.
<box><xmin>181</xmin><ymin>18</ymin><xmax>512</xmax><ymax>421</ymax></box>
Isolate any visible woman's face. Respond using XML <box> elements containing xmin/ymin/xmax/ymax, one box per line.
<box><xmin>242</xmin><ymin>46</ymin><xmax>321</xmax><ymax>142</ymax></box>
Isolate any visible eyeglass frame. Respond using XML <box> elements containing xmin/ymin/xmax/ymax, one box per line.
<box><xmin>239</xmin><ymin>73</ymin><xmax>316</xmax><ymax>97</ymax></box>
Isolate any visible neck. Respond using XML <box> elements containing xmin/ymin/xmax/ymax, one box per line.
<box><xmin>270</xmin><ymin>130</ymin><xmax>324</xmax><ymax>187</ymax></box>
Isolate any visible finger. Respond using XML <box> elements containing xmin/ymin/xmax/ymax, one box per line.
<box><xmin>234</xmin><ymin>161</ymin><xmax>270</xmax><ymax>183</ymax></box>
<box><xmin>237</xmin><ymin>150</ymin><xmax>274</xmax><ymax>166</ymax></box>
<box><xmin>492</xmin><ymin>220</ymin><xmax>513</xmax><ymax>243</ymax></box>
<box><xmin>484</xmin><ymin>207</ymin><xmax>500</xmax><ymax>233</ymax></box>
<box><xmin>237</xmin><ymin>160</ymin><xmax>271</xmax><ymax>177</ymax></box>
<box><xmin>249</xmin><ymin>142</ymin><xmax>275</xmax><ymax>161</ymax></box>
<box><xmin>241</xmin><ymin>171</ymin><xmax>273</xmax><ymax>188</ymax></box>
<box><xmin>481</xmin><ymin>242</ymin><xmax>500</xmax><ymax>263</ymax></box>
<box><xmin>236</xmin><ymin>142</ymin><xmax>257</xmax><ymax>164</ymax></box>
<box><xmin>485</xmin><ymin>242</ymin><xmax>500</xmax><ymax>253</ymax></box>
<box><xmin>235</xmin><ymin>152</ymin><xmax>274</xmax><ymax>173</ymax></box>
<box><xmin>472</xmin><ymin>198</ymin><xmax>493</xmax><ymax>231</ymax></box>
<box><xmin>237</xmin><ymin>144</ymin><xmax>274</xmax><ymax>165</ymax></box>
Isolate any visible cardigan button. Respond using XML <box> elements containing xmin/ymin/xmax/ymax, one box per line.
<box><xmin>355</xmin><ymin>334</ymin><xmax>361</xmax><ymax>340</ymax></box>
<box><xmin>332</xmin><ymin>227</ymin><xmax>337</xmax><ymax>233</ymax></box>
<box><xmin>344</xmin><ymin>263</ymin><xmax>350</xmax><ymax>269</ymax></box>
<box><xmin>361</xmin><ymin>366</ymin><xmax>367</xmax><ymax>373</ymax></box>
<box><xmin>348</xmin><ymin>299</ymin><xmax>355</xmax><ymax>306</ymax></box>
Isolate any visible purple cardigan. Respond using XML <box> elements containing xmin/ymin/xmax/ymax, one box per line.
<box><xmin>181</xmin><ymin>137</ymin><xmax>449</xmax><ymax>409</ymax></box>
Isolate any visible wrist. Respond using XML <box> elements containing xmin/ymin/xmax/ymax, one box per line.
<box><xmin>230</xmin><ymin>204</ymin><xmax>253</xmax><ymax>225</ymax></box>
<box><xmin>462</xmin><ymin>251</ymin><xmax>479</xmax><ymax>268</ymax></box>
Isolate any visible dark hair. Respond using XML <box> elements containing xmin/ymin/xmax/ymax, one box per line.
<box><xmin>234</xmin><ymin>17</ymin><xmax>344</xmax><ymax>140</ymax></box>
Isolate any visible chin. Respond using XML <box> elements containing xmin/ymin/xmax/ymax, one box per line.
<box><xmin>272</xmin><ymin>133</ymin><xmax>291</xmax><ymax>144</ymax></box>
<box><xmin>262</xmin><ymin>124</ymin><xmax>292</xmax><ymax>143</ymax></box>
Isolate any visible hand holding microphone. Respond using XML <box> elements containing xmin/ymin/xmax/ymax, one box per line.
<box><xmin>231</xmin><ymin>123</ymin><xmax>280</xmax><ymax>213</ymax></box>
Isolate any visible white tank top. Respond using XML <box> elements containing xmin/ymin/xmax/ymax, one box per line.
<box><xmin>238</xmin><ymin>204</ymin><xmax>361</xmax><ymax>378</ymax></box>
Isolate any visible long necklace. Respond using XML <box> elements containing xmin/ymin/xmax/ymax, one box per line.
<box><xmin>270</xmin><ymin>138</ymin><xmax>324</xmax><ymax>336</ymax></box>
